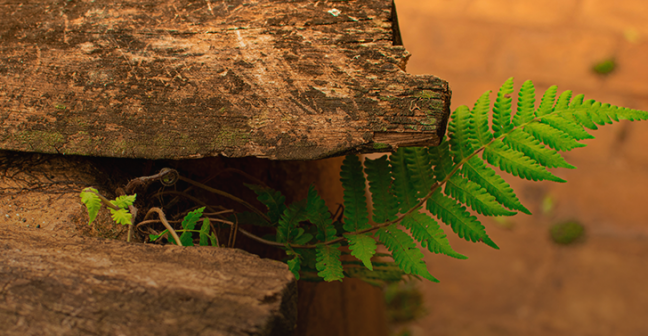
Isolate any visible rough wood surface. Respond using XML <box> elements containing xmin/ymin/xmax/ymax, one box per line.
<box><xmin>0</xmin><ymin>0</ymin><xmax>450</xmax><ymax>160</ymax></box>
<box><xmin>0</xmin><ymin>222</ymin><xmax>297</xmax><ymax>336</ymax></box>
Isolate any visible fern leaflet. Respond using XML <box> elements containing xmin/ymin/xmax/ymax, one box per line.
<box><xmin>245</xmin><ymin>184</ymin><xmax>286</xmax><ymax>224</ymax></box>
<box><xmin>345</xmin><ymin>233</ymin><xmax>377</xmax><ymax>270</ymax></box>
<box><xmin>492</xmin><ymin>77</ymin><xmax>515</xmax><ymax>137</ymax></box>
<box><xmin>365</xmin><ymin>156</ymin><xmax>399</xmax><ymax>223</ymax></box>
<box><xmin>306</xmin><ymin>185</ymin><xmax>336</xmax><ymax>242</ymax></box>
<box><xmin>404</xmin><ymin>147</ymin><xmax>436</xmax><ymax>198</ymax></box>
<box><xmin>390</xmin><ymin>148</ymin><xmax>418</xmax><ymax>213</ymax></box>
<box><xmin>316</xmin><ymin>244</ymin><xmax>344</xmax><ymax>282</ymax></box>
<box><xmin>427</xmin><ymin>190</ymin><xmax>498</xmax><ymax>249</ymax></box>
<box><xmin>401</xmin><ymin>212</ymin><xmax>466</xmax><ymax>259</ymax></box>
<box><xmin>277</xmin><ymin>200</ymin><xmax>309</xmax><ymax>244</ymax></box>
<box><xmin>340</xmin><ymin>155</ymin><xmax>371</xmax><ymax>232</ymax></box>
<box><xmin>376</xmin><ymin>225</ymin><xmax>439</xmax><ymax>282</ymax></box>
<box><xmin>460</xmin><ymin>156</ymin><xmax>530</xmax><ymax>214</ymax></box>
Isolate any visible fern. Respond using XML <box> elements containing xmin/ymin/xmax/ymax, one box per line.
<box><xmin>376</xmin><ymin>225</ymin><xmax>438</xmax><ymax>282</ymax></box>
<box><xmin>230</xmin><ymin>78</ymin><xmax>648</xmax><ymax>283</ymax></box>
<box><xmin>345</xmin><ymin>233</ymin><xmax>377</xmax><ymax>270</ymax></box>
<box><xmin>306</xmin><ymin>185</ymin><xmax>337</xmax><ymax>242</ymax></box>
<box><xmin>340</xmin><ymin>155</ymin><xmax>371</xmax><ymax>232</ymax></box>
<box><xmin>315</xmin><ymin>244</ymin><xmax>344</xmax><ymax>281</ymax></box>
<box><xmin>246</xmin><ymin>184</ymin><xmax>286</xmax><ymax>224</ymax></box>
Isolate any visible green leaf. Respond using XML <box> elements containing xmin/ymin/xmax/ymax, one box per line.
<box><xmin>341</xmin><ymin>155</ymin><xmax>371</xmax><ymax>232</ymax></box>
<box><xmin>469</xmin><ymin>91</ymin><xmax>493</xmax><ymax>147</ymax></box>
<box><xmin>428</xmin><ymin>139</ymin><xmax>454</xmax><ymax>181</ymax></box>
<box><xmin>277</xmin><ymin>200</ymin><xmax>308</xmax><ymax>243</ymax></box>
<box><xmin>364</xmin><ymin>156</ymin><xmax>399</xmax><ymax>223</ymax></box>
<box><xmin>109</xmin><ymin>208</ymin><xmax>132</xmax><ymax>226</ymax></box>
<box><xmin>554</xmin><ymin>90</ymin><xmax>572</xmax><ymax>112</ymax></box>
<box><xmin>375</xmin><ymin>225</ymin><xmax>439</xmax><ymax>282</ymax></box>
<box><xmin>536</xmin><ymin>85</ymin><xmax>557</xmax><ymax>117</ymax></box>
<box><xmin>448</xmin><ymin>105</ymin><xmax>476</xmax><ymax>164</ymax></box>
<box><xmin>483</xmin><ymin>141</ymin><xmax>565</xmax><ymax>183</ymax></box>
<box><xmin>539</xmin><ymin>114</ymin><xmax>594</xmax><ymax>141</ymax></box>
<box><xmin>199</xmin><ymin>218</ymin><xmax>211</xmax><ymax>246</ymax></box>
<box><xmin>111</xmin><ymin>194</ymin><xmax>136</xmax><ymax>209</ymax></box>
<box><xmin>444</xmin><ymin>174</ymin><xmax>516</xmax><ymax>216</ymax></box>
<box><xmin>306</xmin><ymin>185</ymin><xmax>337</xmax><ymax>242</ymax></box>
<box><xmin>209</xmin><ymin>232</ymin><xmax>219</xmax><ymax>247</ymax></box>
<box><xmin>182</xmin><ymin>207</ymin><xmax>204</xmax><ymax>230</ymax></box>
<box><xmin>245</xmin><ymin>184</ymin><xmax>286</xmax><ymax>224</ymax></box>
<box><xmin>426</xmin><ymin>190</ymin><xmax>499</xmax><ymax>249</ymax></box>
<box><xmin>513</xmin><ymin>80</ymin><xmax>536</xmax><ymax>126</ymax></box>
<box><xmin>345</xmin><ymin>233</ymin><xmax>377</xmax><ymax>270</ymax></box>
<box><xmin>315</xmin><ymin>244</ymin><xmax>344</xmax><ymax>282</ymax></box>
<box><xmin>492</xmin><ymin>77</ymin><xmax>515</xmax><ymax>138</ymax></box>
<box><xmin>401</xmin><ymin>212</ymin><xmax>466</xmax><ymax>259</ymax></box>
<box><xmin>523</xmin><ymin>122</ymin><xmax>585</xmax><ymax>152</ymax></box>
<box><xmin>461</xmin><ymin>156</ymin><xmax>530</xmax><ymax>214</ymax></box>
<box><xmin>287</xmin><ymin>251</ymin><xmax>302</xmax><ymax>280</ymax></box>
<box><xmin>503</xmin><ymin>129</ymin><xmax>575</xmax><ymax>169</ymax></box>
<box><xmin>404</xmin><ymin>147</ymin><xmax>436</xmax><ymax>197</ymax></box>
<box><xmin>149</xmin><ymin>230</ymin><xmax>166</xmax><ymax>242</ymax></box>
<box><xmin>390</xmin><ymin>148</ymin><xmax>418</xmax><ymax>213</ymax></box>
<box><xmin>80</xmin><ymin>188</ymin><xmax>101</xmax><ymax>225</ymax></box>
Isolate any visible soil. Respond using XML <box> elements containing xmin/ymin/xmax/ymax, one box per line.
<box><xmin>395</xmin><ymin>0</ymin><xmax>648</xmax><ymax>335</ymax></box>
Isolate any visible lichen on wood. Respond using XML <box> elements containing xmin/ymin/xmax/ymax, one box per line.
<box><xmin>0</xmin><ymin>0</ymin><xmax>450</xmax><ymax>160</ymax></box>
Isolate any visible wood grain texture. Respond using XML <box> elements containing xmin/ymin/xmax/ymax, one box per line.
<box><xmin>0</xmin><ymin>0</ymin><xmax>450</xmax><ymax>160</ymax></box>
<box><xmin>0</xmin><ymin>222</ymin><xmax>297</xmax><ymax>336</ymax></box>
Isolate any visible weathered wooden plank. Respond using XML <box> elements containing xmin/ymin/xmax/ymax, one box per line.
<box><xmin>0</xmin><ymin>0</ymin><xmax>450</xmax><ymax>160</ymax></box>
<box><xmin>0</xmin><ymin>221</ymin><xmax>296</xmax><ymax>336</ymax></box>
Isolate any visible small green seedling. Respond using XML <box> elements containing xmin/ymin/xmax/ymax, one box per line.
<box><xmin>80</xmin><ymin>187</ymin><xmax>135</xmax><ymax>226</ymax></box>
<box><xmin>148</xmin><ymin>207</ymin><xmax>219</xmax><ymax>247</ymax></box>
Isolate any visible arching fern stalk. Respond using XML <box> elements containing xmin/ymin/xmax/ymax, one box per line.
<box><xmin>249</xmin><ymin>78</ymin><xmax>648</xmax><ymax>282</ymax></box>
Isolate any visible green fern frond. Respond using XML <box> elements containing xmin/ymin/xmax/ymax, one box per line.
<box><xmin>404</xmin><ymin>147</ymin><xmax>436</xmax><ymax>198</ymax></box>
<box><xmin>277</xmin><ymin>200</ymin><xmax>308</xmax><ymax>244</ymax></box>
<box><xmin>80</xmin><ymin>187</ymin><xmax>101</xmax><ymax>225</ymax></box>
<box><xmin>448</xmin><ymin>105</ymin><xmax>476</xmax><ymax>164</ymax></box>
<box><xmin>345</xmin><ymin>233</ymin><xmax>378</xmax><ymax>270</ymax></box>
<box><xmin>461</xmin><ymin>156</ymin><xmax>530</xmax><ymax>214</ymax></box>
<box><xmin>536</xmin><ymin>85</ymin><xmax>557</xmax><ymax>117</ymax></box>
<box><xmin>109</xmin><ymin>208</ymin><xmax>132</xmax><ymax>226</ymax></box>
<box><xmin>179</xmin><ymin>207</ymin><xmax>205</xmax><ymax>247</ymax></box>
<box><xmin>245</xmin><ymin>184</ymin><xmax>286</xmax><ymax>224</ymax></box>
<box><xmin>444</xmin><ymin>174</ymin><xmax>516</xmax><ymax>216</ymax></box>
<box><xmin>554</xmin><ymin>90</ymin><xmax>572</xmax><ymax>112</ymax></box>
<box><xmin>376</xmin><ymin>225</ymin><xmax>439</xmax><ymax>282</ymax></box>
<box><xmin>492</xmin><ymin>77</ymin><xmax>515</xmax><ymax>138</ymax></box>
<box><xmin>306</xmin><ymin>185</ymin><xmax>337</xmax><ymax>242</ymax></box>
<box><xmin>341</xmin><ymin>155</ymin><xmax>371</xmax><ymax>232</ymax></box>
<box><xmin>483</xmin><ymin>141</ymin><xmax>565</xmax><ymax>182</ymax></box>
<box><xmin>401</xmin><ymin>212</ymin><xmax>466</xmax><ymax>259</ymax></box>
<box><xmin>287</xmin><ymin>250</ymin><xmax>302</xmax><ymax>280</ymax></box>
<box><xmin>316</xmin><ymin>244</ymin><xmax>344</xmax><ymax>282</ymax></box>
<box><xmin>523</xmin><ymin>122</ymin><xmax>585</xmax><ymax>151</ymax></box>
<box><xmin>428</xmin><ymin>140</ymin><xmax>454</xmax><ymax>181</ymax></box>
<box><xmin>390</xmin><ymin>148</ymin><xmax>418</xmax><ymax>213</ymax></box>
<box><xmin>365</xmin><ymin>156</ymin><xmax>399</xmax><ymax>223</ymax></box>
<box><xmin>539</xmin><ymin>114</ymin><xmax>594</xmax><ymax>140</ymax></box>
<box><xmin>426</xmin><ymin>190</ymin><xmax>498</xmax><ymax>249</ymax></box>
<box><xmin>503</xmin><ymin>129</ymin><xmax>575</xmax><ymax>169</ymax></box>
<box><xmin>513</xmin><ymin>80</ymin><xmax>536</xmax><ymax>126</ymax></box>
<box><xmin>469</xmin><ymin>91</ymin><xmax>493</xmax><ymax>147</ymax></box>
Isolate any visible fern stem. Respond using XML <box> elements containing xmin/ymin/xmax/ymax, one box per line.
<box><xmin>144</xmin><ymin>207</ymin><xmax>183</xmax><ymax>246</ymax></box>
<box><xmin>177</xmin><ymin>175</ymin><xmax>272</xmax><ymax>223</ymax></box>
